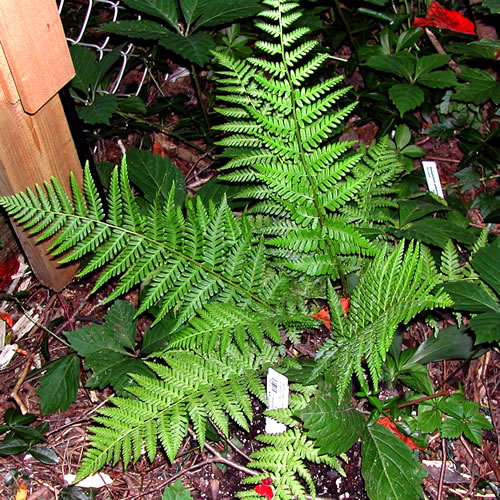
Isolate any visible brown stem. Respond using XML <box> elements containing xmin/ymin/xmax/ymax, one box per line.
<box><xmin>437</xmin><ymin>438</ymin><xmax>447</xmax><ymax>499</ymax></box>
<box><xmin>424</xmin><ymin>28</ymin><xmax>461</xmax><ymax>73</ymax></box>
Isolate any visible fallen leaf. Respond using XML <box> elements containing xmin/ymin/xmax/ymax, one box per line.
<box><xmin>377</xmin><ymin>416</ymin><xmax>423</xmax><ymax>450</ymax></box>
<box><xmin>0</xmin><ymin>312</ymin><xmax>13</xmax><ymax>327</ymax></box>
<box><xmin>15</xmin><ymin>481</ymin><xmax>28</xmax><ymax>500</ymax></box>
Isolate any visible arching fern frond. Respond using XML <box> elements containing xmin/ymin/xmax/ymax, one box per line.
<box><xmin>313</xmin><ymin>241</ymin><xmax>452</xmax><ymax>398</ymax></box>
<box><xmin>75</xmin><ymin>345</ymin><xmax>278</xmax><ymax>482</ymax></box>
<box><xmin>0</xmin><ymin>161</ymin><xmax>277</xmax><ymax>328</ymax></box>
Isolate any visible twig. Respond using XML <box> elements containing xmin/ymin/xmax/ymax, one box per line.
<box><xmin>424</xmin><ymin>156</ymin><xmax>461</xmax><ymax>164</ymax></box>
<box><xmin>11</xmin><ymin>353</ymin><xmax>35</xmax><ymax>414</ymax></box>
<box><xmin>424</xmin><ymin>28</ymin><xmax>461</xmax><ymax>73</ymax></box>
<box><xmin>438</xmin><ymin>438</ymin><xmax>447</xmax><ymax>500</ymax></box>
<box><xmin>482</xmin><ymin>447</ymin><xmax>500</xmax><ymax>483</ymax></box>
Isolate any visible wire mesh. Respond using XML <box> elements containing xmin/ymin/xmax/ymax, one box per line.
<box><xmin>57</xmin><ymin>0</ymin><xmax>150</xmax><ymax>96</ymax></box>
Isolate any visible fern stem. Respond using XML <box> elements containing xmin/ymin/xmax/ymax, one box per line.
<box><xmin>191</xmin><ymin>64</ymin><xmax>212</xmax><ymax>135</ymax></box>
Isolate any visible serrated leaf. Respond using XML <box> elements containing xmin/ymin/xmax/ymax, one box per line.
<box><xmin>365</xmin><ymin>54</ymin><xmax>415</xmax><ymax>80</ymax></box>
<box><xmin>418</xmin><ymin>70</ymin><xmax>457</xmax><ymax>89</ymax></box>
<box><xmin>470</xmin><ymin>311</ymin><xmax>500</xmax><ymax>344</ymax></box>
<box><xmin>30</xmin><ymin>445</ymin><xmax>59</xmax><ymax>465</ymax></box>
<box><xmin>78</xmin><ymin>94</ymin><xmax>118</xmax><ymax>125</ymax></box>
<box><xmin>37</xmin><ymin>355</ymin><xmax>80</xmax><ymax>414</ymax></box>
<box><xmin>414</xmin><ymin>54</ymin><xmax>450</xmax><ymax>79</ymax></box>
<box><xmin>160</xmin><ymin>31</ymin><xmax>216</xmax><ymax>66</ymax></box>
<box><xmin>440</xmin><ymin>417</ymin><xmax>463</xmax><ymax>439</ymax></box>
<box><xmin>441</xmin><ymin>281</ymin><xmax>499</xmax><ymax>313</ymax></box>
<box><xmin>301</xmin><ymin>385</ymin><xmax>364</xmax><ymax>455</ymax></box>
<box><xmin>65</xmin><ymin>301</ymin><xmax>155</xmax><ymax>395</ymax></box>
<box><xmin>389</xmin><ymin>83</ymin><xmax>425</xmax><ymax>116</ymax></box>
<box><xmin>471</xmin><ymin>239</ymin><xmax>500</xmax><ymax>295</ymax></box>
<box><xmin>192</xmin><ymin>0</ymin><xmax>261</xmax><ymax>29</ymax></box>
<box><xmin>454</xmin><ymin>67</ymin><xmax>500</xmax><ymax>105</ymax></box>
<box><xmin>417</xmin><ymin>404</ymin><xmax>441</xmax><ymax>433</ymax></box>
<box><xmin>161</xmin><ymin>478</ymin><xmax>193</xmax><ymax>499</ymax></box>
<box><xmin>102</xmin><ymin>19</ymin><xmax>172</xmax><ymax>40</ymax></box>
<box><xmin>126</xmin><ymin>148</ymin><xmax>185</xmax><ymax>205</ymax></box>
<box><xmin>121</xmin><ymin>0</ymin><xmax>179</xmax><ymax>31</ymax></box>
<box><xmin>362</xmin><ymin>423</ymin><xmax>427</xmax><ymax>500</ymax></box>
<box><xmin>70</xmin><ymin>45</ymin><xmax>98</xmax><ymax>96</ymax></box>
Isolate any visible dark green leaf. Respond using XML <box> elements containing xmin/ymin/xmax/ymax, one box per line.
<box><xmin>37</xmin><ymin>355</ymin><xmax>80</xmax><ymax>414</ymax></box>
<box><xmin>102</xmin><ymin>20</ymin><xmax>171</xmax><ymax>40</ymax></box>
<box><xmin>395</xmin><ymin>28</ymin><xmax>422</xmax><ymax>53</ymax></box>
<box><xmin>9</xmin><ymin>425</ymin><xmax>46</xmax><ymax>443</ymax></box>
<box><xmin>301</xmin><ymin>385</ymin><xmax>365</xmax><ymax>455</ymax></box>
<box><xmin>471</xmin><ymin>239</ymin><xmax>500</xmax><ymax>295</ymax></box>
<box><xmin>484</xmin><ymin>0</ymin><xmax>500</xmax><ymax>13</ymax></box>
<box><xmin>161</xmin><ymin>478</ymin><xmax>193</xmax><ymax>499</ymax></box>
<box><xmin>440</xmin><ymin>417</ymin><xmax>463</xmax><ymax>439</ymax></box>
<box><xmin>454</xmin><ymin>67</ymin><xmax>500</xmax><ymax>105</ymax></box>
<box><xmin>118</xmin><ymin>96</ymin><xmax>147</xmax><ymax>114</ymax></box>
<box><xmin>95</xmin><ymin>45</ymin><xmax>123</xmax><ymax>90</ymax></box>
<box><xmin>70</xmin><ymin>46</ymin><xmax>98</xmax><ymax>96</ymax></box>
<box><xmin>418</xmin><ymin>70</ymin><xmax>457</xmax><ymax>89</ymax></box>
<box><xmin>192</xmin><ymin>0</ymin><xmax>261</xmax><ymax>29</ymax></box>
<box><xmin>415</xmin><ymin>54</ymin><xmax>450</xmax><ymax>79</ymax></box>
<box><xmin>389</xmin><ymin>83</ymin><xmax>425</xmax><ymax>116</ymax></box>
<box><xmin>30</xmin><ymin>445</ymin><xmax>59</xmax><ymax>465</ymax></box>
<box><xmin>121</xmin><ymin>0</ymin><xmax>179</xmax><ymax>31</ymax></box>
<box><xmin>78</xmin><ymin>94</ymin><xmax>118</xmax><ymax>126</ymax></box>
<box><xmin>398</xmin><ymin>199</ymin><xmax>448</xmax><ymax>227</ymax></box>
<box><xmin>362</xmin><ymin>423</ymin><xmax>427</xmax><ymax>500</ymax></box>
<box><xmin>0</xmin><ymin>436</ymin><xmax>30</xmax><ymax>456</ymax></box>
<box><xmin>196</xmin><ymin>177</ymin><xmax>249</xmax><ymax>209</ymax></box>
<box><xmin>470</xmin><ymin>311</ymin><xmax>500</xmax><ymax>344</ymax></box>
<box><xmin>160</xmin><ymin>31</ymin><xmax>216</xmax><ymax>66</ymax></box>
<box><xmin>365</xmin><ymin>54</ymin><xmax>415</xmax><ymax>80</ymax></box>
<box><xmin>417</xmin><ymin>404</ymin><xmax>441</xmax><ymax>433</ymax></box>
<box><xmin>126</xmin><ymin>148</ymin><xmax>185</xmax><ymax>205</ymax></box>
<box><xmin>3</xmin><ymin>408</ymin><xmax>37</xmax><ymax>427</ymax></box>
<box><xmin>442</xmin><ymin>282</ymin><xmax>499</xmax><ymax>313</ymax></box>
<box><xmin>403</xmin><ymin>326</ymin><xmax>475</xmax><ymax>367</ymax></box>
<box><xmin>455</xmin><ymin>167</ymin><xmax>481</xmax><ymax>193</ymax></box>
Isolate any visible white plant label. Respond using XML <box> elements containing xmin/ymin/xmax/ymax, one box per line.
<box><xmin>422</xmin><ymin>161</ymin><xmax>444</xmax><ymax>198</ymax></box>
<box><xmin>265</xmin><ymin>368</ymin><xmax>289</xmax><ymax>434</ymax></box>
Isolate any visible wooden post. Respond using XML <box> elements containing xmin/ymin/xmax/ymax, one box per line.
<box><xmin>0</xmin><ymin>0</ymin><xmax>83</xmax><ymax>291</ymax></box>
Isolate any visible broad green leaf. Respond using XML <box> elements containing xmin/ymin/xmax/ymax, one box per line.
<box><xmin>398</xmin><ymin>199</ymin><xmax>448</xmax><ymax>227</ymax></box>
<box><xmin>395</xmin><ymin>218</ymin><xmax>476</xmax><ymax>248</ymax></box>
<box><xmin>121</xmin><ymin>0</ymin><xmax>179</xmax><ymax>31</ymax></box>
<box><xmin>0</xmin><ymin>436</ymin><xmax>30</xmax><ymax>456</ymax></box>
<box><xmin>418</xmin><ymin>70</ymin><xmax>457</xmax><ymax>89</ymax></box>
<box><xmin>440</xmin><ymin>417</ymin><xmax>463</xmax><ymax>439</ymax></box>
<box><xmin>417</xmin><ymin>403</ymin><xmax>441</xmax><ymax>433</ymax></box>
<box><xmin>471</xmin><ymin>239</ymin><xmax>500</xmax><ymax>294</ymax></box>
<box><xmin>8</xmin><ymin>425</ymin><xmax>46</xmax><ymax>443</ymax></box>
<box><xmin>70</xmin><ymin>45</ymin><xmax>98</xmax><ymax>96</ymax></box>
<box><xmin>398</xmin><ymin>365</ymin><xmax>434</xmax><ymax>395</ymax></box>
<box><xmin>388</xmin><ymin>83</ymin><xmax>425</xmax><ymax>116</ymax></box>
<box><xmin>65</xmin><ymin>301</ymin><xmax>155</xmax><ymax>395</ymax></box>
<box><xmin>365</xmin><ymin>54</ymin><xmax>416</xmax><ymax>80</ymax></box>
<box><xmin>402</xmin><ymin>326</ymin><xmax>475</xmax><ymax>367</ymax></box>
<box><xmin>415</xmin><ymin>54</ymin><xmax>450</xmax><ymax>79</ymax></box>
<box><xmin>3</xmin><ymin>408</ymin><xmax>37</xmax><ymax>427</ymax></box>
<box><xmin>192</xmin><ymin>0</ymin><xmax>262</xmax><ymax>29</ymax></box>
<box><xmin>395</xmin><ymin>124</ymin><xmax>411</xmax><ymax>150</ymax></box>
<box><xmin>118</xmin><ymin>96</ymin><xmax>147</xmax><ymax>114</ymax></box>
<box><xmin>301</xmin><ymin>385</ymin><xmax>365</xmax><ymax>455</ymax></box>
<box><xmin>180</xmin><ymin>0</ymin><xmax>203</xmax><ymax>27</ymax></box>
<box><xmin>454</xmin><ymin>67</ymin><xmax>500</xmax><ymax>105</ymax></box>
<box><xmin>395</xmin><ymin>28</ymin><xmax>422</xmax><ymax>53</ymax></box>
<box><xmin>400</xmin><ymin>144</ymin><xmax>426</xmax><ymax>158</ymax></box>
<box><xmin>102</xmin><ymin>19</ymin><xmax>172</xmax><ymax>40</ymax></box>
<box><xmin>78</xmin><ymin>94</ymin><xmax>118</xmax><ymax>125</ymax></box>
<box><xmin>441</xmin><ymin>281</ymin><xmax>499</xmax><ymax>313</ymax></box>
<box><xmin>362</xmin><ymin>423</ymin><xmax>427</xmax><ymax>500</ymax></box>
<box><xmin>126</xmin><ymin>148</ymin><xmax>185</xmax><ymax>205</ymax></box>
<box><xmin>36</xmin><ymin>354</ymin><xmax>80</xmax><ymax>414</ymax></box>
<box><xmin>30</xmin><ymin>445</ymin><xmax>59</xmax><ymax>465</ymax></box>
<box><xmin>94</xmin><ymin>45</ymin><xmax>123</xmax><ymax>90</ymax></box>
<box><xmin>160</xmin><ymin>31</ymin><xmax>216</xmax><ymax>66</ymax></box>
<box><xmin>161</xmin><ymin>479</ymin><xmax>193</xmax><ymax>499</ymax></box>
<box><xmin>469</xmin><ymin>311</ymin><xmax>500</xmax><ymax>344</ymax></box>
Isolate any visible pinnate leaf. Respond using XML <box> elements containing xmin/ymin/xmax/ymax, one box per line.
<box><xmin>362</xmin><ymin>423</ymin><xmax>427</xmax><ymax>500</ymax></box>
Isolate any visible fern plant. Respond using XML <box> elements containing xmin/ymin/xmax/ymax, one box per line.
<box><xmin>212</xmin><ymin>0</ymin><xmax>407</xmax><ymax>288</ymax></box>
<box><xmin>0</xmin><ymin>1</ymin><xmax>457</xmax><ymax>498</ymax></box>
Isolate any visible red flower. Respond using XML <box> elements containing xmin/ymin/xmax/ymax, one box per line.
<box><xmin>254</xmin><ymin>477</ymin><xmax>274</xmax><ymax>499</ymax></box>
<box><xmin>412</xmin><ymin>2</ymin><xmax>475</xmax><ymax>35</ymax></box>
<box><xmin>340</xmin><ymin>297</ymin><xmax>350</xmax><ymax>315</ymax></box>
<box><xmin>312</xmin><ymin>306</ymin><xmax>331</xmax><ymax>331</ymax></box>
<box><xmin>377</xmin><ymin>416</ymin><xmax>423</xmax><ymax>450</ymax></box>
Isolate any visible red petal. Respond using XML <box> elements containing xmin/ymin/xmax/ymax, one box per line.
<box><xmin>412</xmin><ymin>2</ymin><xmax>475</xmax><ymax>34</ymax></box>
<box><xmin>0</xmin><ymin>312</ymin><xmax>13</xmax><ymax>327</ymax></box>
<box><xmin>312</xmin><ymin>307</ymin><xmax>331</xmax><ymax>331</ymax></box>
<box><xmin>254</xmin><ymin>483</ymin><xmax>274</xmax><ymax>499</ymax></box>
<box><xmin>340</xmin><ymin>297</ymin><xmax>350</xmax><ymax>315</ymax></box>
<box><xmin>0</xmin><ymin>255</ymin><xmax>20</xmax><ymax>290</ymax></box>
<box><xmin>262</xmin><ymin>477</ymin><xmax>273</xmax><ymax>486</ymax></box>
<box><xmin>376</xmin><ymin>416</ymin><xmax>423</xmax><ymax>450</ymax></box>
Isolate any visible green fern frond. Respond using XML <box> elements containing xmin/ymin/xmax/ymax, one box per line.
<box><xmin>238</xmin><ymin>428</ymin><xmax>343</xmax><ymax>500</ymax></box>
<box><xmin>0</xmin><ymin>161</ymin><xmax>280</xmax><ymax>328</ymax></box>
<box><xmin>440</xmin><ymin>239</ymin><xmax>463</xmax><ymax>281</ymax></box>
<box><xmin>75</xmin><ymin>346</ymin><xmax>278</xmax><ymax>481</ymax></box>
<box><xmin>314</xmin><ymin>241</ymin><xmax>453</xmax><ymax>397</ymax></box>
